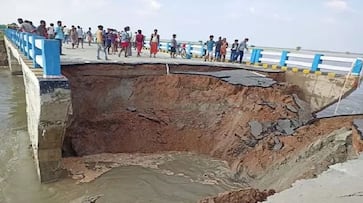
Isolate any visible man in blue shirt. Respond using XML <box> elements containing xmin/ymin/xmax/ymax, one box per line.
<box><xmin>204</xmin><ymin>35</ymin><xmax>215</xmax><ymax>62</ymax></box>
<box><xmin>54</xmin><ymin>21</ymin><xmax>64</xmax><ymax>55</ymax></box>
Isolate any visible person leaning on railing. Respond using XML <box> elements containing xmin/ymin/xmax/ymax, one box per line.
<box><xmin>36</xmin><ymin>20</ymin><xmax>48</xmax><ymax>38</ymax></box>
<box><xmin>17</xmin><ymin>18</ymin><xmax>34</xmax><ymax>33</ymax></box>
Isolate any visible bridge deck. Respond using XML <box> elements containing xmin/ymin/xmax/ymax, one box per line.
<box><xmin>60</xmin><ymin>43</ymin><xmax>281</xmax><ymax>73</ymax></box>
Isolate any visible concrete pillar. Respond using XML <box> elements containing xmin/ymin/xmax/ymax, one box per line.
<box><xmin>36</xmin><ymin>82</ymin><xmax>71</xmax><ymax>182</ymax></box>
<box><xmin>24</xmin><ymin>74</ymin><xmax>71</xmax><ymax>182</ymax></box>
<box><xmin>5</xmin><ymin>35</ymin><xmax>71</xmax><ymax>182</ymax></box>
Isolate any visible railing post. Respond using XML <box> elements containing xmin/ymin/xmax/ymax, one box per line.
<box><xmin>27</xmin><ymin>34</ymin><xmax>33</xmax><ymax>60</ymax></box>
<box><xmin>14</xmin><ymin>31</ymin><xmax>19</xmax><ymax>47</ymax></box>
<box><xmin>20</xmin><ymin>32</ymin><xmax>25</xmax><ymax>53</ymax></box>
<box><xmin>250</xmin><ymin>49</ymin><xmax>256</xmax><ymax>63</ymax></box>
<box><xmin>42</xmin><ymin>39</ymin><xmax>61</xmax><ymax>77</ymax></box>
<box><xmin>311</xmin><ymin>54</ymin><xmax>323</xmax><ymax>71</ymax></box>
<box><xmin>200</xmin><ymin>43</ymin><xmax>205</xmax><ymax>57</ymax></box>
<box><xmin>32</xmin><ymin>36</ymin><xmax>43</xmax><ymax>68</ymax></box>
<box><xmin>187</xmin><ymin>43</ymin><xmax>192</xmax><ymax>55</ymax></box>
<box><xmin>253</xmin><ymin>49</ymin><xmax>263</xmax><ymax>63</ymax></box>
<box><xmin>279</xmin><ymin>50</ymin><xmax>289</xmax><ymax>66</ymax></box>
<box><xmin>166</xmin><ymin>42</ymin><xmax>170</xmax><ymax>52</ymax></box>
<box><xmin>352</xmin><ymin>59</ymin><xmax>363</xmax><ymax>75</ymax></box>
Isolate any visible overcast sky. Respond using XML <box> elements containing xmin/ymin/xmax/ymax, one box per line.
<box><xmin>1</xmin><ymin>0</ymin><xmax>362</xmax><ymax>53</ymax></box>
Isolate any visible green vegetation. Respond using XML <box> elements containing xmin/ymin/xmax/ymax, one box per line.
<box><xmin>0</xmin><ymin>24</ymin><xmax>6</xmax><ymax>39</ymax></box>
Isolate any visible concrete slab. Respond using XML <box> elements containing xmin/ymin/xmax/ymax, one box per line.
<box><xmin>317</xmin><ymin>86</ymin><xmax>363</xmax><ymax>118</ymax></box>
<box><xmin>266</xmin><ymin>154</ymin><xmax>363</xmax><ymax>203</ymax></box>
<box><xmin>174</xmin><ymin>69</ymin><xmax>276</xmax><ymax>87</ymax></box>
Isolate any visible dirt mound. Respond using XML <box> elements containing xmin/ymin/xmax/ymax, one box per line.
<box><xmin>198</xmin><ymin>188</ymin><xmax>275</xmax><ymax>203</ymax></box>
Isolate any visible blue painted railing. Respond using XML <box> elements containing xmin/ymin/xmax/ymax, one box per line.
<box><xmin>250</xmin><ymin>48</ymin><xmax>363</xmax><ymax>75</ymax></box>
<box><xmin>145</xmin><ymin>39</ymin><xmax>362</xmax><ymax>75</ymax></box>
<box><xmin>4</xmin><ymin>28</ymin><xmax>61</xmax><ymax>77</ymax></box>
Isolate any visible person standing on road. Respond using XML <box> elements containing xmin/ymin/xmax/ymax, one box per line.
<box><xmin>96</xmin><ymin>25</ymin><xmax>108</xmax><ymax>60</ymax></box>
<box><xmin>118</xmin><ymin>27</ymin><xmax>130</xmax><ymax>57</ymax></box>
<box><xmin>135</xmin><ymin>30</ymin><xmax>144</xmax><ymax>57</ymax></box>
<box><xmin>76</xmin><ymin>26</ymin><xmax>84</xmax><ymax>48</ymax></box>
<box><xmin>236</xmin><ymin>38</ymin><xmax>249</xmax><ymax>63</ymax></box>
<box><xmin>215</xmin><ymin>36</ymin><xmax>222</xmax><ymax>61</ymax></box>
<box><xmin>150</xmin><ymin>29</ymin><xmax>160</xmax><ymax>58</ymax></box>
<box><xmin>220</xmin><ymin>38</ymin><xmax>228</xmax><ymax>62</ymax></box>
<box><xmin>230</xmin><ymin>39</ymin><xmax>239</xmax><ymax>62</ymax></box>
<box><xmin>170</xmin><ymin>34</ymin><xmax>177</xmax><ymax>58</ymax></box>
<box><xmin>204</xmin><ymin>35</ymin><xmax>215</xmax><ymax>62</ymax></box>
<box><xmin>63</xmin><ymin>26</ymin><xmax>70</xmax><ymax>44</ymax></box>
<box><xmin>86</xmin><ymin>27</ymin><xmax>93</xmax><ymax>46</ymax></box>
<box><xmin>70</xmin><ymin>25</ymin><xmax>78</xmax><ymax>49</ymax></box>
<box><xmin>47</xmin><ymin>23</ymin><xmax>55</xmax><ymax>39</ymax></box>
<box><xmin>54</xmin><ymin>21</ymin><xmax>64</xmax><ymax>55</ymax></box>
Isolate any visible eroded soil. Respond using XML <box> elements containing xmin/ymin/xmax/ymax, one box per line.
<box><xmin>61</xmin><ymin>64</ymin><xmax>363</xmax><ymax>202</ymax></box>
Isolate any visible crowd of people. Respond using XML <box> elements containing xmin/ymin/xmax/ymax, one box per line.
<box><xmin>15</xmin><ymin>18</ymin><xmax>249</xmax><ymax>62</ymax></box>
<box><xmin>202</xmin><ymin>35</ymin><xmax>249</xmax><ymax>63</ymax></box>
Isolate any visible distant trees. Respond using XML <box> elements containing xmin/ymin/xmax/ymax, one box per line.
<box><xmin>296</xmin><ymin>46</ymin><xmax>302</xmax><ymax>51</ymax></box>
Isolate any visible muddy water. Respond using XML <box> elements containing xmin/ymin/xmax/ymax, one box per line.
<box><xmin>0</xmin><ymin>68</ymin><xmax>243</xmax><ymax>203</ymax></box>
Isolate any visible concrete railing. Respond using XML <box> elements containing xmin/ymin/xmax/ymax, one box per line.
<box><xmin>5</xmin><ymin>28</ymin><xmax>61</xmax><ymax>77</ymax></box>
<box><xmin>145</xmin><ymin>39</ymin><xmax>362</xmax><ymax>76</ymax></box>
<box><xmin>250</xmin><ymin>49</ymin><xmax>363</xmax><ymax>76</ymax></box>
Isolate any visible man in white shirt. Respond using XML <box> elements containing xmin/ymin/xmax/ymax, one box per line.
<box><xmin>47</xmin><ymin>23</ymin><xmax>55</xmax><ymax>39</ymax></box>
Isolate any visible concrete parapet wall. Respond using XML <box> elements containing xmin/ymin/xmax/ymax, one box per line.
<box><xmin>4</xmin><ymin>37</ymin><xmax>23</xmax><ymax>74</ymax></box>
<box><xmin>238</xmin><ymin>62</ymin><xmax>357</xmax><ymax>112</ymax></box>
<box><xmin>285</xmin><ymin>71</ymin><xmax>356</xmax><ymax>112</ymax></box>
<box><xmin>4</xmin><ymin>36</ymin><xmax>71</xmax><ymax>182</ymax></box>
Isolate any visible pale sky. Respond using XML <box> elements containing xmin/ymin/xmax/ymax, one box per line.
<box><xmin>1</xmin><ymin>0</ymin><xmax>362</xmax><ymax>53</ymax></box>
